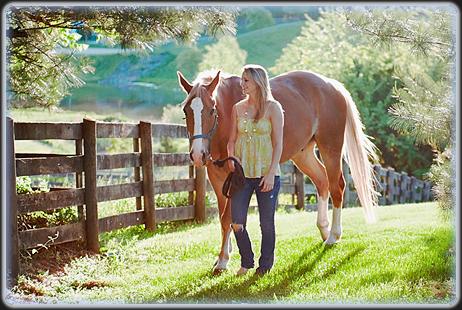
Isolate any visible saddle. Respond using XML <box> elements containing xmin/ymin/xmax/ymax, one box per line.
<box><xmin>212</xmin><ymin>156</ymin><xmax>246</xmax><ymax>198</ymax></box>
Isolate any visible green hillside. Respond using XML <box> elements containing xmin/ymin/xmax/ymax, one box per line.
<box><xmin>237</xmin><ymin>20</ymin><xmax>305</xmax><ymax>72</ymax></box>
<box><xmin>73</xmin><ymin>21</ymin><xmax>305</xmax><ymax>106</ymax></box>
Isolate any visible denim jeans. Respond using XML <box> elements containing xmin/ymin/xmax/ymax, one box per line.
<box><xmin>231</xmin><ymin>176</ymin><xmax>281</xmax><ymax>270</ymax></box>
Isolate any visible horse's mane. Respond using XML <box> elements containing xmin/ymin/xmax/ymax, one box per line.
<box><xmin>192</xmin><ymin>69</ymin><xmax>235</xmax><ymax>85</ymax></box>
<box><xmin>192</xmin><ymin>69</ymin><xmax>239</xmax><ymax>103</ymax></box>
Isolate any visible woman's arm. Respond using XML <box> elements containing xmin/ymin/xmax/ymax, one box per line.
<box><xmin>268</xmin><ymin>101</ymin><xmax>284</xmax><ymax>175</ymax></box>
<box><xmin>226</xmin><ymin>104</ymin><xmax>238</xmax><ymax>171</ymax></box>
<box><xmin>260</xmin><ymin>101</ymin><xmax>284</xmax><ymax>192</ymax></box>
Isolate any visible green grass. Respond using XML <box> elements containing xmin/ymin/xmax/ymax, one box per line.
<box><xmin>237</xmin><ymin>20</ymin><xmax>305</xmax><ymax>71</ymax></box>
<box><xmin>10</xmin><ymin>202</ymin><xmax>456</xmax><ymax>305</ymax></box>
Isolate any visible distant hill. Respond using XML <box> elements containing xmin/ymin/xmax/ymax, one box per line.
<box><xmin>64</xmin><ymin>20</ymin><xmax>306</xmax><ymax>112</ymax></box>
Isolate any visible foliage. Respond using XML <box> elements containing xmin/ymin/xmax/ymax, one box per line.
<box><xmin>345</xmin><ymin>8</ymin><xmax>453</xmax><ymax>60</ymax></box>
<box><xmin>161</xmin><ymin>104</ymin><xmax>184</xmax><ymax>124</ymax></box>
<box><xmin>427</xmin><ymin>149</ymin><xmax>454</xmax><ymax>218</ymax></box>
<box><xmin>12</xmin><ymin>203</ymin><xmax>455</xmax><ymax>304</ymax></box>
<box><xmin>239</xmin><ymin>7</ymin><xmax>275</xmax><ymax>32</ymax></box>
<box><xmin>344</xmin><ymin>7</ymin><xmax>455</xmax><ymax>211</ymax></box>
<box><xmin>198</xmin><ymin>36</ymin><xmax>247</xmax><ymax>75</ymax></box>
<box><xmin>16</xmin><ymin>176</ymin><xmax>78</xmax><ymax>232</ymax></box>
<box><xmin>19</xmin><ymin>208</ymin><xmax>79</xmax><ymax>230</ymax></box>
<box><xmin>6</xmin><ymin>6</ymin><xmax>237</xmax><ymax>108</ymax></box>
<box><xmin>104</xmin><ymin>138</ymin><xmax>133</xmax><ymax>154</ymax></box>
<box><xmin>155</xmin><ymin>192</ymin><xmax>190</xmax><ymax>208</ymax></box>
<box><xmin>271</xmin><ymin>11</ymin><xmax>433</xmax><ymax>177</ymax></box>
<box><xmin>16</xmin><ymin>176</ymin><xmax>39</xmax><ymax>194</ymax></box>
<box><xmin>155</xmin><ymin>192</ymin><xmax>213</xmax><ymax>208</ymax></box>
<box><xmin>158</xmin><ymin>137</ymin><xmax>178</xmax><ymax>153</ymax></box>
<box><xmin>175</xmin><ymin>47</ymin><xmax>203</xmax><ymax>80</ymax></box>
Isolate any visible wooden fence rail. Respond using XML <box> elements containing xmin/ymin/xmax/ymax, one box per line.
<box><xmin>5</xmin><ymin>117</ymin><xmax>433</xmax><ymax>287</ymax></box>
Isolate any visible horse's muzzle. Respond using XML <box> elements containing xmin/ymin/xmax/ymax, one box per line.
<box><xmin>190</xmin><ymin>150</ymin><xmax>208</xmax><ymax>167</ymax></box>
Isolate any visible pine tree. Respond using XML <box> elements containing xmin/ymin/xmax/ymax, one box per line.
<box><xmin>345</xmin><ymin>7</ymin><xmax>456</xmax><ymax>212</ymax></box>
<box><xmin>5</xmin><ymin>5</ymin><xmax>237</xmax><ymax>108</ymax></box>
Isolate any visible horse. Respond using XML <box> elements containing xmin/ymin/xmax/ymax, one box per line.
<box><xmin>177</xmin><ymin>69</ymin><xmax>379</xmax><ymax>275</ymax></box>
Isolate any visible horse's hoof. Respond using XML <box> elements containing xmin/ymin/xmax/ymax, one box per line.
<box><xmin>212</xmin><ymin>268</ymin><xmax>226</xmax><ymax>276</ymax></box>
<box><xmin>320</xmin><ymin>231</ymin><xmax>330</xmax><ymax>241</ymax></box>
<box><xmin>324</xmin><ymin>234</ymin><xmax>341</xmax><ymax>245</ymax></box>
<box><xmin>317</xmin><ymin>223</ymin><xmax>330</xmax><ymax>242</ymax></box>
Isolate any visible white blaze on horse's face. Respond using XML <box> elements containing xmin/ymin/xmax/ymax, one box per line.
<box><xmin>190</xmin><ymin>97</ymin><xmax>206</xmax><ymax>166</ymax></box>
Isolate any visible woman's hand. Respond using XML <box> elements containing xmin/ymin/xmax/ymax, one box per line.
<box><xmin>259</xmin><ymin>172</ymin><xmax>275</xmax><ymax>192</ymax></box>
<box><xmin>228</xmin><ymin>160</ymin><xmax>235</xmax><ymax>172</ymax></box>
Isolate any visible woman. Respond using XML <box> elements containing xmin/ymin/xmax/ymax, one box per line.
<box><xmin>227</xmin><ymin>64</ymin><xmax>284</xmax><ymax>276</ymax></box>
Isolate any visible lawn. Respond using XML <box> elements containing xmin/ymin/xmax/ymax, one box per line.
<box><xmin>8</xmin><ymin>202</ymin><xmax>456</xmax><ymax>306</ymax></box>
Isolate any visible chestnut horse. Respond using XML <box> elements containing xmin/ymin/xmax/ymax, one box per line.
<box><xmin>177</xmin><ymin>69</ymin><xmax>379</xmax><ymax>274</ymax></box>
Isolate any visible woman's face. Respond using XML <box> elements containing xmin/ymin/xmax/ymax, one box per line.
<box><xmin>240</xmin><ymin>71</ymin><xmax>258</xmax><ymax>96</ymax></box>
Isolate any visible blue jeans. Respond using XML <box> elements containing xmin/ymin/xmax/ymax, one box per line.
<box><xmin>231</xmin><ymin>176</ymin><xmax>281</xmax><ymax>270</ymax></box>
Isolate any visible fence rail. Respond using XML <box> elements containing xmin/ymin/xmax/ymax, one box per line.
<box><xmin>6</xmin><ymin>117</ymin><xmax>433</xmax><ymax>287</ymax></box>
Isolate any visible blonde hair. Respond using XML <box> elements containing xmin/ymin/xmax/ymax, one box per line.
<box><xmin>242</xmin><ymin>64</ymin><xmax>274</xmax><ymax>121</ymax></box>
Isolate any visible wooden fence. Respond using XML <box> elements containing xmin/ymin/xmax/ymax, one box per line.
<box><xmin>5</xmin><ymin>117</ymin><xmax>433</xmax><ymax>287</ymax></box>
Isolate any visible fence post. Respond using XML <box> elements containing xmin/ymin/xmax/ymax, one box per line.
<box><xmin>6</xmin><ymin>117</ymin><xmax>19</xmax><ymax>288</ymax></box>
<box><xmin>295</xmin><ymin>166</ymin><xmax>305</xmax><ymax>210</ymax></box>
<box><xmin>139</xmin><ymin>121</ymin><xmax>155</xmax><ymax>231</ymax></box>
<box><xmin>83</xmin><ymin>118</ymin><xmax>99</xmax><ymax>252</ymax></box>
<box><xmin>375</xmin><ymin>165</ymin><xmax>387</xmax><ymax>205</ymax></box>
<box><xmin>75</xmin><ymin>139</ymin><xmax>84</xmax><ymax>221</ymax></box>
<box><xmin>194</xmin><ymin>166</ymin><xmax>206</xmax><ymax>222</ymax></box>
<box><xmin>423</xmin><ymin>181</ymin><xmax>432</xmax><ymax>201</ymax></box>
<box><xmin>133</xmin><ymin>137</ymin><xmax>142</xmax><ymax>210</ymax></box>
<box><xmin>189</xmin><ymin>166</ymin><xmax>195</xmax><ymax>205</ymax></box>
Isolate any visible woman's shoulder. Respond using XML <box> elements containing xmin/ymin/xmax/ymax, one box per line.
<box><xmin>267</xmin><ymin>99</ymin><xmax>284</xmax><ymax>115</ymax></box>
<box><xmin>235</xmin><ymin>99</ymin><xmax>247</xmax><ymax>107</ymax></box>
<box><xmin>233</xmin><ymin>99</ymin><xmax>248</xmax><ymax>114</ymax></box>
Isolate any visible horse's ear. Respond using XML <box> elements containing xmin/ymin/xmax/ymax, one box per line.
<box><xmin>177</xmin><ymin>71</ymin><xmax>193</xmax><ymax>94</ymax></box>
<box><xmin>206</xmin><ymin>71</ymin><xmax>221</xmax><ymax>95</ymax></box>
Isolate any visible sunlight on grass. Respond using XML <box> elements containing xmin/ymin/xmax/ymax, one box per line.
<box><xmin>10</xmin><ymin>202</ymin><xmax>456</xmax><ymax>305</ymax></box>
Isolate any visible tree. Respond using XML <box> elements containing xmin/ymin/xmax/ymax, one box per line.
<box><xmin>176</xmin><ymin>47</ymin><xmax>203</xmax><ymax>80</ymax></box>
<box><xmin>344</xmin><ymin>7</ymin><xmax>456</xmax><ymax>213</ymax></box>
<box><xmin>241</xmin><ymin>7</ymin><xmax>275</xmax><ymax>32</ymax></box>
<box><xmin>198</xmin><ymin>35</ymin><xmax>247</xmax><ymax>75</ymax></box>
<box><xmin>5</xmin><ymin>5</ymin><xmax>237</xmax><ymax>108</ymax></box>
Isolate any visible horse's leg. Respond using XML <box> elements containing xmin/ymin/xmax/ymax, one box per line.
<box><xmin>291</xmin><ymin>140</ymin><xmax>330</xmax><ymax>241</ymax></box>
<box><xmin>206</xmin><ymin>164</ymin><xmax>233</xmax><ymax>274</ymax></box>
<box><xmin>317</xmin><ymin>144</ymin><xmax>346</xmax><ymax>245</ymax></box>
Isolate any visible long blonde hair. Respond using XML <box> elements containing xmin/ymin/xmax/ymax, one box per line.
<box><xmin>242</xmin><ymin>64</ymin><xmax>274</xmax><ymax>121</ymax></box>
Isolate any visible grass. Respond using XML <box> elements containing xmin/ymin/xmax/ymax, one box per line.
<box><xmin>9</xmin><ymin>202</ymin><xmax>456</xmax><ymax>305</ymax></box>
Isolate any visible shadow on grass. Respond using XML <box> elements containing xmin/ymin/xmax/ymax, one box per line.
<box><xmin>155</xmin><ymin>241</ymin><xmax>366</xmax><ymax>303</ymax></box>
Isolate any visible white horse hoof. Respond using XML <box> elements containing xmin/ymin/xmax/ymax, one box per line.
<box><xmin>324</xmin><ymin>233</ymin><xmax>341</xmax><ymax>245</ymax></box>
<box><xmin>212</xmin><ymin>258</ymin><xmax>229</xmax><ymax>275</ymax></box>
<box><xmin>319</xmin><ymin>228</ymin><xmax>330</xmax><ymax>241</ymax></box>
<box><xmin>212</xmin><ymin>267</ymin><xmax>226</xmax><ymax>275</ymax></box>
<box><xmin>317</xmin><ymin>223</ymin><xmax>330</xmax><ymax>241</ymax></box>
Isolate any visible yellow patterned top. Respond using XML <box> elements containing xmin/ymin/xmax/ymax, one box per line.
<box><xmin>235</xmin><ymin>116</ymin><xmax>281</xmax><ymax>178</ymax></box>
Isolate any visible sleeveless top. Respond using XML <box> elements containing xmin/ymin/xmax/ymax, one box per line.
<box><xmin>235</xmin><ymin>114</ymin><xmax>281</xmax><ymax>178</ymax></box>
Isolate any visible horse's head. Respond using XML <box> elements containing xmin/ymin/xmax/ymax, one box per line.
<box><xmin>177</xmin><ymin>70</ymin><xmax>221</xmax><ymax>167</ymax></box>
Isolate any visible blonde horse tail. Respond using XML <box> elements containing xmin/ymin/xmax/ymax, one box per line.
<box><xmin>331</xmin><ymin>79</ymin><xmax>380</xmax><ymax>223</ymax></box>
